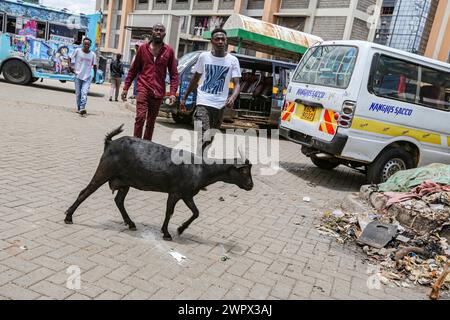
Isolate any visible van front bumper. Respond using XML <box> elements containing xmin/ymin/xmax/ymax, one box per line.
<box><xmin>279</xmin><ymin>126</ymin><xmax>348</xmax><ymax>156</ymax></box>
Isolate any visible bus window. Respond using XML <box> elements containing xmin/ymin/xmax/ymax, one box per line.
<box><xmin>49</xmin><ymin>23</ymin><xmax>78</xmax><ymax>39</ymax></box>
<box><xmin>36</xmin><ymin>21</ymin><xmax>46</xmax><ymax>39</ymax></box>
<box><xmin>0</xmin><ymin>14</ymin><xmax>4</xmax><ymax>33</ymax></box>
<box><xmin>6</xmin><ymin>16</ymin><xmax>17</xmax><ymax>34</ymax></box>
<box><xmin>76</xmin><ymin>31</ymin><xmax>85</xmax><ymax>45</ymax></box>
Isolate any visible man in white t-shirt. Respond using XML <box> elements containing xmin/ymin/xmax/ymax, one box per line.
<box><xmin>69</xmin><ymin>38</ymin><xmax>97</xmax><ymax>116</ymax></box>
<box><xmin>180</xmin><ymin>28</ymin><xmax>241</xmax><ymax>155</ymax></box>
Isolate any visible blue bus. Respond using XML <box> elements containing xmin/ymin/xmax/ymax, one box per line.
<box><xmin>0</xmin><ymin>0</ymin><xmax>103</xmax><ymax>85</ymax></box>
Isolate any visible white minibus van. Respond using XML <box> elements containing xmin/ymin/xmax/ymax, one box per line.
<box><xmin>280</xmin><ymin>40</ymin><xmax>450</xmax><ymax>183</ymax></box>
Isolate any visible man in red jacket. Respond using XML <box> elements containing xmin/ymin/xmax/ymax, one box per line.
<box><xmin>122</xmin><ymin>24</ymin><xmax>179</xmax><ymax>141</ymax></box>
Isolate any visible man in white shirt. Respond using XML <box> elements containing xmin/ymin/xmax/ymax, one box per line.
<box><xmin>69</xmin><ymin>38</ymin><xmax>97</xmax><ymax>116</ymax></box>
<box><xmin>180</xmin><ymin>28</ymin><xmax>241</xmax><ymax>155</ymax></box>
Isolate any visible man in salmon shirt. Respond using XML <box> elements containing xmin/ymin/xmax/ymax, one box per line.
<box><xmin>121</xmin><ymin>24</ymin><xmax>179</xmax><ymax>141</ymax></box>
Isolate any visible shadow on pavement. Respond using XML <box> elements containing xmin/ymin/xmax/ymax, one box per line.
<box><xmin>0</xmin><ymin>78</ymin><xmax>105</xmax><ymax>97</ymax></box>
<box><xmin>279</xmin><ymin>161</ymin><xmax>366</xmax><ymax>192</ymax></box>
<box><xmin>73</xmin><ymin>219</ymin><xmax>232</xmax><ymax>249</ymax></box>
<box><xmin>156</xmin><ymin>117</ymin><xmax>192</xmax><ymax>131</ymax></box>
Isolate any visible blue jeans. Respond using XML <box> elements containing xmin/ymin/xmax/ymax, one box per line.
<box><xmin>75</xmin><ymin>77</ymin><xmax>91</xmax><ymax>111</ymax></box>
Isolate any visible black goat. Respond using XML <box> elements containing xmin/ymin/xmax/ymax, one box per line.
<box><xmin>64</xmin><ymin>125</ymin><xmax>254</xmax><ymax>240</ymax></box>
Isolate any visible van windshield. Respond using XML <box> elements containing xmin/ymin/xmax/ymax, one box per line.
<box><xmin>292</xmin><ymin>45</ymin><xmax>358</xmax><ymax>89</ymax></box>
<box><xmin>177</xmin><ymin>51</ymin><xmax>200</xmax><ymax>72</ymax></box>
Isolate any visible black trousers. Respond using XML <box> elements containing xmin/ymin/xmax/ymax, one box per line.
<box><xmin>193</xmin><ymin>105</ymin><xmax>225</xmax><ymax>155</ymax></box>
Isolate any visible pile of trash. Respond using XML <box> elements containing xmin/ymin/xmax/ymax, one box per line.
<box><xmin>316</xmin><ymin>164</ymin><xmax>450</xmax><ymax>299</ymax></box>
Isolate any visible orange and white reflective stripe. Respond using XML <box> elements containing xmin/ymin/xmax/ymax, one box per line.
<box><xmin>318</xmin><ymin>109</ymin><xmax>338</xmax><ymax>135</ymax></box>
<box><xmin>281</xmin><ymin>102</ymin><xmax>295</xmax><ymax>122</ymax></box>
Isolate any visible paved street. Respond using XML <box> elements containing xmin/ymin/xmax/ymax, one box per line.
<box><xmin>0</xmin><ymin>78</ymin><xmax>430</xmax><ymax>300</ymax></box>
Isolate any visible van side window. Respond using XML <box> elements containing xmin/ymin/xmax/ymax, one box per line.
<box><xmin>419</xmin><ymin>67</ymin><xmax>450</xmax><ymax>111</ymax></box>
<box><xmin>371</xmin><ymin>55</ymin><xmax>418</xmax><ymax>103</ymax></box>
<box><xmin>371</xmin><ymin>54</ymin><xmax>450</xmax><ymax>111</ymax></box>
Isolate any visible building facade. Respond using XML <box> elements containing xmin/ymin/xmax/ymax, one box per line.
<box><xmin>374</xmin><ymin>0</ymin><xmax>439</xmax><ymax>55</ymax></box>
<box><xmin>97</xmin><ymin>0</ymin><xmax>383</xmax><ymax>65</ymax></box>
<box><xmin>424</xmin><ymin>0</ymin><xmax>450</xmax><ymax>62</ymax></box>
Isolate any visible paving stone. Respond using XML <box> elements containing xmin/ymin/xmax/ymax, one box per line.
<box><xmin>0</xmin><ymin>81</ymin><xmax>425</xmax><ymax>300</ymax></box>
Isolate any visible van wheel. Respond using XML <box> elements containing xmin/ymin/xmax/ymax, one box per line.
<box><xmin>310</xmin><ymin>156</ymin><xmax>340</xmax><ymax>170</ymax></box>
<box><xmin>172</xmin><ymin>113</ymin><xmax>192</xmax><ymax>125</ymax></box>
<box><xmin>2</xmin><ymin>60</ymin><xmax>31</xmax><ymax>85</ymax></box>
<box><xmin>366</xmin><ymin>148</ymin><xmax>414</xmax><ymax>184</ymax></box>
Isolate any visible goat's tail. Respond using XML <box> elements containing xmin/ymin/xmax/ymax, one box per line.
<box><xmin>104</xmin><ymin>124</ymin><xmax>124</xmax><ymax>151</ymax></box>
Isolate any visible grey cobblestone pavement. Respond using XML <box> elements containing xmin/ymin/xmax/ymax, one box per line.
<box><xmin>0</xmin><ymin>78</ymin><xmax>433</xmax><ymax>300</ymax></box>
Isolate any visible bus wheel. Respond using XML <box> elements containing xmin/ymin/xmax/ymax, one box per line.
<box><xmin>2</xmin><ymin>60</ymin><xmax>31</xmax><ymax>85</ymax></box>
<box><xmin>366</xmin><ymin>148</ymin><xmax>414</xmax><ymax>184</ymax></box>
<box><xmin>310</xmin><ymin>156</ymin><xmax>340</xmax><ymax>170</ymax></box>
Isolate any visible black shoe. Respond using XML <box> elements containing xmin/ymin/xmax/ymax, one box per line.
<box><xmin>115</xmin><ymin>99</ymin><xmax>118</xmax><ymax>102</ymax></box>
<box><xmin>79</xmin><ymin>109</ymin><xmax>87</xmax><ymax>115</ymax></box>
<box><xmin>109</xmin><ymin>97</ymin><xmax>112</xmax><ymax>101</ymax></box>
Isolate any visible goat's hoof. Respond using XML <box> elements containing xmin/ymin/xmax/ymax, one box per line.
<box><xmin>128</xmin><ymin>224</ymin><xmax>137</xmax><ymax>231</ymax></box>
<box><xmin>177</xmin><ymin>227</ymin><xmax>185</xmax><ymax>235</ymax></box>
<box><xmin>64</xmin><ymin>217</ymin><xmax>73</xmax><ymax>224</ymax></box>
<box><xmin>163</xmin><ymin>235</ymin><xmax>173</xmax><ymax>241</ymax></box>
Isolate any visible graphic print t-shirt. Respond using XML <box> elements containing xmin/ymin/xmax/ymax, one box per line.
<box><xmin>70</xmin><ymin>48</ymin><xmax>96</xmax><ymax>81</ymax></box>
<box><xmin>193</xmin><ymin>52</ymin><xmax>241</xmax><ymax>109</ymax></box>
